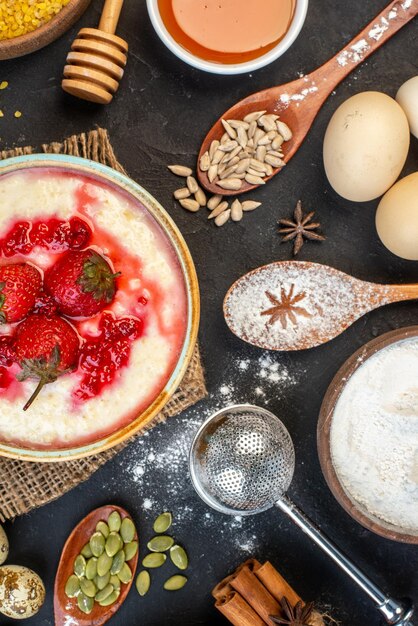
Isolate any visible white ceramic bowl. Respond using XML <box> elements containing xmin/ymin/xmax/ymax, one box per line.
<box><xmin>146</xmin><ymin>0</ymin><xmax>309</xmax><ymax>75</ymax></box>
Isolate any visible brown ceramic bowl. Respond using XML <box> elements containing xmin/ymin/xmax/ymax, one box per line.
<box><xmin>0</xmin><ymin>0</ymin><xmax>91</xmax><ymax>61</ymax></box>
<box><xmin>317</xmin><ymin>326</ymin><xmax>418</xmax><ymax>544</ymax></box>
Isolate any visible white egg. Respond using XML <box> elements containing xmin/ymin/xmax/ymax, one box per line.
<box><xmin>0</xmin><ymin>565</ymin><xmax>45</xmax><ymax>620</ymax></box>
<box><xmin>0</xmin><ymin>526</ymin><xmax>8</xmax><ymax>566</ymax></box>
<box><xmin>323</xmin><ymin>92</ymin><xmax>410</xmax><ymax>201</ymax></box>
<box><xmin>396</xmin><ymin>76</ymin><xmax>418</xmax><ymax>139</ymax></box>
<box><xmin>376</xmin><ymin>172</ymin><xmax>418</xmax><ymax>260</ymax></box>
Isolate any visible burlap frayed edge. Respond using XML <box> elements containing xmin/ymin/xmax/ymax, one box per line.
<box><xmin>0</xmin><ymin>128</ymin><xmax>206</xmax><ymax>522</ymax></box>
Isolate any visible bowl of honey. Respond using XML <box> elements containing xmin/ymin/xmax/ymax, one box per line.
<box><xmin>146</xmin><ymin>0</ymin><xmax>309</xmax><ymax>74</ymax></box>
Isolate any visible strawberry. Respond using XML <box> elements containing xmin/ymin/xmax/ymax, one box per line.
<box><xmin>45</xmin><ymin>249</ymin><xmax>120</xmax><ymax>318</ymax></box>
<box><xmin>14</xmin><ymin>315</ymin><xmax>80</xmax><ymax>411</ymax></box>
<box><xmin>0</xmin><ymin>263</ymin><xmax>42</xmax><ymax>324</ymax></box>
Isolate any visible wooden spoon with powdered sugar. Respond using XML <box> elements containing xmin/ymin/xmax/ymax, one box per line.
<box><xmin>223</xmin><ymin>261</ymin><xmax>418</xmax><ymax>351</ymax></box>
<box><xmin>198</xmin><ymin>0</ymin><xmax>418</xmax><ymax>196</ymax></box>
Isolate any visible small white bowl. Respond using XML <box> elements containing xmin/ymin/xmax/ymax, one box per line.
<box><xmin>146</xmin><ymin>0</ymin><xmax>309</xmax><ymax>75</ymax></box>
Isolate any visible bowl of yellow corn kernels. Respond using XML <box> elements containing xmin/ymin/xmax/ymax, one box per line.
<box><xmin>0</xmin><ymin>0</ymin><xmax>92</xmax><ymax>60</ymax></box>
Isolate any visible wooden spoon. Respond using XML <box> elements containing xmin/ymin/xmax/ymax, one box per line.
<box><xmin>54</xmin><ymin>505</ymin><xmax>138</xmax><ymax>626</ymax></box>
<box><xmin>223</xmin><ymin>260</ymin><xmax>418</xmax><ymax>351</ymax></box>
<box><xmin>62</xmin><ymin>0</ymin><xmax>127</xmax><ymax>104</ymax></box>
<box><xmin>198</xmin><ymin>0</ymin><xmax>418</xmax><ymax>196</ymax></box>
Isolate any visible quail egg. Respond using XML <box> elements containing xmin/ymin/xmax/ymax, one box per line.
<box><xmin>0</xmin><ymin>564</ymin><xmax>45</xmax><ymax>619</ymax></box>
<box><xmin>0</xmin><ymin>526</ymin><xmax>8</xmax><ymax>566</ymax></box>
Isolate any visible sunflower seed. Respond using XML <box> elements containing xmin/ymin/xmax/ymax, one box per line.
<box><xmin>264</xmin><ymin>163</ymin><xmax>274</xmax><ymax>176</ymax></box>
<box><xmin>211</xmin><ymin>149</ymin><xmax>224</xmax><ymax>165</ymax></box>
<box><xmin>164</xmin><ymin>575</ymin><xmax>188</xmax><ymax>591</ymax></box>
<box><xmin>108</xmin><ymin>511</ymin><xmax>121</xmax><ymax>533</ymax></box>
<box><xmin>208</xmin><ymin>201</ymin><xmax>228</xmax><ymax>219</ymax></box>
<box><xmin>243</xmin><ymin>110</ymin><xmax>266</xmax><ymax>123</ymax></box>
<box><xmin>221</xmin><ymin>119</ymin><xmax>237</xmax><ymax>139</ymax></box>
<box><xmin>179</xmin><ymin>198</ymin><xmax>200</xmax><ymax>212</ymax></box>
<box><xmin>194</xmin><ymin>188</ymin><xmax>207</xmax><ymax>207</ymax></box>
<box><xmin>168</xmin><ymin>165</ymin><xmax>193</xmax><ymax>177</ymax></box>
<box><xmin>207</xmin><ymin>164</ymin><xmax>218</xmax><ymax>183</ymax></box>
<box><xmin>221</xmin><ymin>145</ymin><xmax>241</xmax><ymax>163</ymax></box>
<box><xmin>276</xmin><ymin>120</ymin><xmax>292</xmax><ymax>140</ymax></box>
<box><xmin>136</xmin><ymin>570</ymin><xmax>151</xmax><ymax>597</ymax></box>
<box><xmin>258</xmin><ymin>114</ymin><xmax>277</xmax><ymax>132</ymax></box>
<box><xmin>209</xmin><ymin>140</ymin><xmax>219</xmax><ymax>160</ymax></box>
<box><xmin>124</xmin><ymin>541</ymin><xmax>138</xmax><ymax>561</ymax></box>
<box><xmin>249</xmin><ymin>158</ymin><xmax>266</xmax><ymax>172</ymax></box>
<box><xmin>247</xmin><ymin>120</ymin><xmax>257</xmax><ymax>139</ymax></box>
<box><xmin>258</xmin><ymin>130</ymin><xmax>277</xmax><ymax>145</ymax></box>
<box><xmin>245</xmin><ymin>173</ymin><xmax>266</xmax><ymax>185</ymax></box>
<box><xmin>207</xmin><ymin>195</ymin><xmax>223</xmax><ymax>211</ymax></box>
<box><xmin>242</xmin><ymin>200</ymin><xmax>262</xmax><ymax>211</ymax></box>
<box><xmin>253</xmin><ymin>128</ymin><xmax>265</xmax><ymax>146</ymax></box>
<box><xmin>174</xmin><ymin>187</ymin><xmax>191</xmax><ymax>200</ymax></box>
<box><xmin>142</xmin><ymin>552</ymin><xmax>166</xmax><ymax>568</ymax></box>
<box><xmin>231</xmin><ymin>199</ymin><xmax>243</xmax><ymax>222</ymax></box>
<box><xmin>216</xmin><ymin>178</ymin><xmax>242</xmax><ymax>191</ymax></box>
<box><xmin>95</xmin><ymin>583</ymin><xmax>114</xmax><ymax>603</ymax></box>
<box><xmin>237</xmin><ymin>126</ymin><xmax>247</xmax><ymax>149</ymax></box>
<box><xmin>235</xmin><ymin>158</ymin><xmax>251</xmax><ymax>174</ymax></box>
<box><xmin>74</xmin><ymin>555</ymin><xmax>86</xmax><ymax>578</ymax></box>
<box><xmin>185</xmin><ymin>176</ymin><xmax>198</xmax><ymax>194</ymax></box>
<box><xmin>265</xmin><ymin>154</ymin><xmax>286</xmax><ymax>168</ymax></box>
<box><xmin>272</xmin><ymin>135</ymin><xmax>284</xmax><ymax>150</ymax></box>
<box><xmin>215</xmin><ymin>209</ymin><xmax>231</xmax><ymax>226</ymax></box>
<box><xmin>220</xmin><ymin>132</ymin><xmax>229</xmax><ymax>143</ymax></box>
<box><xmin>219</xmin><ymin>140</ymin><xmax>238</xmax><ymax>153</ymax></box>
<box><xmin>199</xmin><ymin>152</ymin><xmax>210</xmax><ymax>172</ymax></box>
<box><xmin>65</xmin><ymin>575</ymin><xmax>80</xmax><ymax>598</ymax></box>
<box><xmin>78</xmin><ymin>592</ymin><xmax>94</xmax><ymax>614</ymax></box>
<box><xmin>255</xmin><ymin>145</ymin><xmax>267</xmax><ymax>162</ymax></box>
<box><xmin>228</xmin><ymin>119</ymin><xmax>250</xmax><ymax>130</ymax></box>
<box><xmin>219</xmin><ymin>164</ymin><xmax>238</xmax><ymax>180</ymax></box>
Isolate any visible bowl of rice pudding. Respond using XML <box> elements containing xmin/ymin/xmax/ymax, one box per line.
<box><xmin>0</xmin><ymin>154</ymin><xmax>199</xmax><ymax>461</ymax></box>
<box><xmin>318</xmin><ymin>327</ymin><xmax>418</xmax><ymax>543</ymax></box>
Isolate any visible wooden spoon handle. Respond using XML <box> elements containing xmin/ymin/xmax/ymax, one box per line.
<box><xmin>309</xmin><ymin>0</ymin><xmax>418</xmax><ymax>101</ymax></box>
<box><xmin>98</xmin><ymin>0</ymin><xmax>124</xmax><ymax>33</ymax></box>
<box><xmin>383</xmin><ymin>283</ymin><xmax>418</xmax><ymax>303</ymax></box>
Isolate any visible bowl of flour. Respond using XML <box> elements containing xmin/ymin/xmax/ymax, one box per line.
<box><xmin>318</xmin><ymin>327</ymin><xmax>418</xmax><ymax>543</ymax></box>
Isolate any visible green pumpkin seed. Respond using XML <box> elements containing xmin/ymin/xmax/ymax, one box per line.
<box><xmin>106</xmin><ymin>532</ymin><xmax>123</xmax><ymax>557</ymax></box>
<box><xmin>95</xmin><ymin>571</ymin><xmax>110</xmax><ymax>590</ymax></box>
<box><xmin>170</xmin><ymin>545</ymin><xmax>188</xmax><ymax>570</ymax></box>
<box><xmin>136</xmin><ymin>570</ymin><xmax>151</xmax><ymax>597</ymax></box>
<box><xmin>95</xmin><ymin>583</ymin><xmax>114</xmax><ymax>603</ymax></box>
<box><xmin>163</xmin><ymin>575</ymin><xmax>188</xmax><ymax>591</ymax></box>
<box><xmin>96</xmin><ymin>521</ymin><xmax>110</xmax><ymax>539</ymax></box>
<box><xmin>81</xmin><ymin>543</ymin><xmax>93</xmax><ymax>558</ymax></box>
<box><xmin>98</xmin><ymin>589</ymin><xmax>119</xmax><ymax>607</ymax></box>
<box><xmin>147</xmin><ymin>535</ymin><xmax>174</xmax><ymax>552</ymax></box>
<box><xmin>90</xmin><ymin>531</ymin><xmax>105</xmax><ymax>557</ymax></box>
<box><xmin>110</xmin><ymin>574</ymin><xmax>121</xmax><ymax>591</ymax></box>
<box><xmin>153</xmin><ymin>512</ymin><xmax>172</xmax><ymax>534</ymax></box>
<box><xmin>142</xmin><ymin>552</ymin><xmax>166</xmax><ymax>568</ymax></box>
<box><xmin>77</xmin><ymin>592</ymin><xmax>94</xmax><ymax>614</ymax></box>
<box><xmin>110</xmin><ymin>549</ymin><xmax>125</xmax><ymax>575</ymax></box>
<box><xmin>97</xmin><ymin>551</ymin><xmax>113</xmax><ymax>576</ymax></box>
<box><xmin>120</xmin><ymin>518</ymin><xmax>136</xmax><ymax>543</ymax></box>
<box><xmin>124</xmin><ymin>541</ymin><xmax>138</xmax><ymax>561</ymax></box>
<box><xmin>80</xmin><ymin>578</ymin><xmax>97</xmax><ymax>598</ymax></box>
<box><xmin>108</xmin><ymin>510</ymin><xmax>121</xmax><ymax>532</ymax></box>
<box><xmin>117</xmin><ymin>562</ymin><xmax>132</xmax><ymax>584</ymax></box>
<box><xmin>85</xmin><ymin>557</ymin><xmax>98</xmax><ymax>580</ymax></box>
<box><xmin>65</xmin><ymin>574</ymin><xmax>80</xmax><ymax>598</ymax></box>
<box><xmin>74</xmin><ymin>554</ymin><xmax>86</xmax><ymax>578</ymax></box>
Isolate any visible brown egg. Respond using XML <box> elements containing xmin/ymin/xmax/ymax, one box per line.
<box><xmin>0</xmin><ymin>565</ymin><xmax>45</xmax><ymax>619</ymax></box>
<box><xmin>376</xmin><ymin>172</ymin><xmax>418</xmax><ymax>260</ymax></box>
<box><xmin>0</xmin><ymin>526</ymin><xmax>8</xmax><ymax>566</ymax></box>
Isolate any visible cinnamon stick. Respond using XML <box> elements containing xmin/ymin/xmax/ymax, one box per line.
<box><xmin>212</xmin><ymin>558</ymin><xmax>262</xmax><ymax>600</ymax></box>
<box><xmin>231</xmin><ymin>564</ymin><xmax>281</xmax><ymax>625</ymax></box>
<box><xmin>254</xmin><ymin>561</ymin><xmax>302</xmax><ymax>607</ymax></box>
<box><xmin>215</xmin><ymin>591</ymin><xmax>266</xmax><ymax>626</ymax></box>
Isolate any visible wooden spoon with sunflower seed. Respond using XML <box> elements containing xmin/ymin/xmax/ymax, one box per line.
<box><xmin>54</xmin><ymin>505</ymin><xmax>139</xmax><ymax>626</ymax></box>
<box><xmin>197</xmin><ymin>0</ymin><xmax>418</xmax><ymax>196</ymax></box>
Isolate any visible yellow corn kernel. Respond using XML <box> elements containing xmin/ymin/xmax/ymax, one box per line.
<box><xmin>14</xmin><ymin>111</ymin><xmax>22</xmax><ymax>118</ymax></box>
<box><xmin>0</xmin><ymin>81</ymin><xmax>8</xmax><ymax>89</ymax></box>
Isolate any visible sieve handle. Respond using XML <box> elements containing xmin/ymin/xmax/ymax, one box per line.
<box><xmin>276</xmin><ymin>496</ymin><xmax>414</xmax><ymax>625</ymax></box>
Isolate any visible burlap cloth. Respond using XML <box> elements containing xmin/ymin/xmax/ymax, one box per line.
<box><xmin>0</xmin><ymin>128</ymin><xmax>206</xmax><ymax>522</ymax></box>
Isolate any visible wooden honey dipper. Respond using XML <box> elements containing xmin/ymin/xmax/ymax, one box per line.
<box><xmin>62</xmin><ymin>0</ymin><xmax>127</xmax><ymax>104</ymax></box>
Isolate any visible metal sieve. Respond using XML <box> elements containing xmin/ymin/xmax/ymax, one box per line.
<box><xmin>189</xmin><ymin>404</ymin><xmax>414</xmax><ymax>626</ymax></box>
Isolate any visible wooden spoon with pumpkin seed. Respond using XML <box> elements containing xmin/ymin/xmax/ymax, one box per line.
<box><xmin>54</xmin><ymin>505</ymin><xmax>139</xmax><ymax>626</ymax></box>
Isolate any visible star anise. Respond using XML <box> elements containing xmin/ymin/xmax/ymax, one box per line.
<box><xmin>260</xmin><ymin>284</ymin><xmax>311</xmax><ymax>329</ymax></box>
<box><xmin>270</xmin><ymin>597</ymin><xmax>315</xmax><ymax>626</ymax></box>
<box><xmin>278</xmin><ymin>200</ymin><xmax>325</xmax><ymax>256</ymax></box>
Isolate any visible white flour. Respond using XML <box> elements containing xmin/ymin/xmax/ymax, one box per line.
<box><xmin>331</xmin><ymin>338</ymin><xmax>418</xmax><ymax>532</ymax></box>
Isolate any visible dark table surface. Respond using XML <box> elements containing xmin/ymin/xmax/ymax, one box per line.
<box><xmin>0</xmin><ymin>1</ymin><xmax>417</xmax><ymax>625</ymax></box>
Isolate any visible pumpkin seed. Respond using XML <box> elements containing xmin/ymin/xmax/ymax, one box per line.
<box><xmin>167</xmin><ymin>165</ymin><xmax>192</xmax><ymax>177</ymax></box>
<box><xmin>110</xmin><ymin>549</ymin><xmax>125</xmax><ymax>575</ymax></box>
<box><xmin>142</xmin><ymin>552</ymin><xmax>166</xmax><ymax>568</ymax></box>
<box><xmin>96</xmin><ymin>521</ymin><xmax>110</xmax><ymax>538</ymax></box>
<box><xmin>85</xmin><ymin>557</ymin><xmax>98</xmax><ymax>580</ymax></box>
<box><xmin>106</xmin><ymin>531</ymin><xmax>123</xmax><ymax>557</ymax></box>
<box><xmin>90</xmin><ymin>531</ymin><xmax>105</xmax><ymax>557</ymax></box>
<box><xmin>110</xmin><ymin>574</ymin><xmax>121</xmax><ymax>591</ymax></box>
<box><xmin>81</xmin><ymin>543</ymin><xmax>93</xmax><ymax>559</ymax></box>
<box><xmin>147</xmin><ymin>535</ymin><xmax>174</xmax><ymax>552</ymax></box>
<box><xmin>124</xmin><ymin>540</ymin><xmax>138</xmax><ymax>561</ymax></box>
<box><xmin>163</xmin><ymin>575</ymin><xmax>188</xmax><ymax>591</ymax></box>
<box><xmin>97</xmin><ymin>551</ymin><xmax>113</xmax><ymax>576</ymax></box>
<box><xmin>95</xmin><ymin>583</ymin><xmax>114</xmax><ymax>603</ymax></box>
<box><xmin>136</xmin><ymin>570</ymin><xmax>151</xmax><ymax>597</ymax></box>
<box><xmin>117</xmin><ymin>562</ymin><xmax>132</xmax><ymax>584</ymax></box>
<box><xmin>95</xmin><ymin>571</ymin><xmax>110</xmax><ymax>590</ymax></box>
<box><xmin>170</xmin><ymin>545</ymin><xmax>188</xmax><ymax>570</ymax></box>
<box><xmin>74</xmin><ymin>554</ymin><xmax>86</xmax><ymax>578</ymax></box>
<box><xmin>77</xmin><ymin>592</ymin><xmax>94</xmax><ymax>614</ymax></box>
<box><xmin>98</xmin><ymin>589</ymin><xmax>120</xmax><ymax>607</ymax></box>
<box><xmin>80</xmin><ymin>578</ymin><xmax>97</xmax><ymax>598</ymax></box>
<box><xmin>65</xmin><ymin>574</ymin><xmax>80</xmax><ymax>598</ymax></box>
<box><xmin>120</xmin><ymin>518</ymin><xmax>136</xmax><ymax>543</ymax></box>
<box><xmin>153</xmin><ymin>512</ymin><xmax>172</xmax><ymax>534</ymax></box>
<box><xmin>108</xmin><ymin>510</ymin><xmax>122</xmax><ymax>532</ymax></box>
